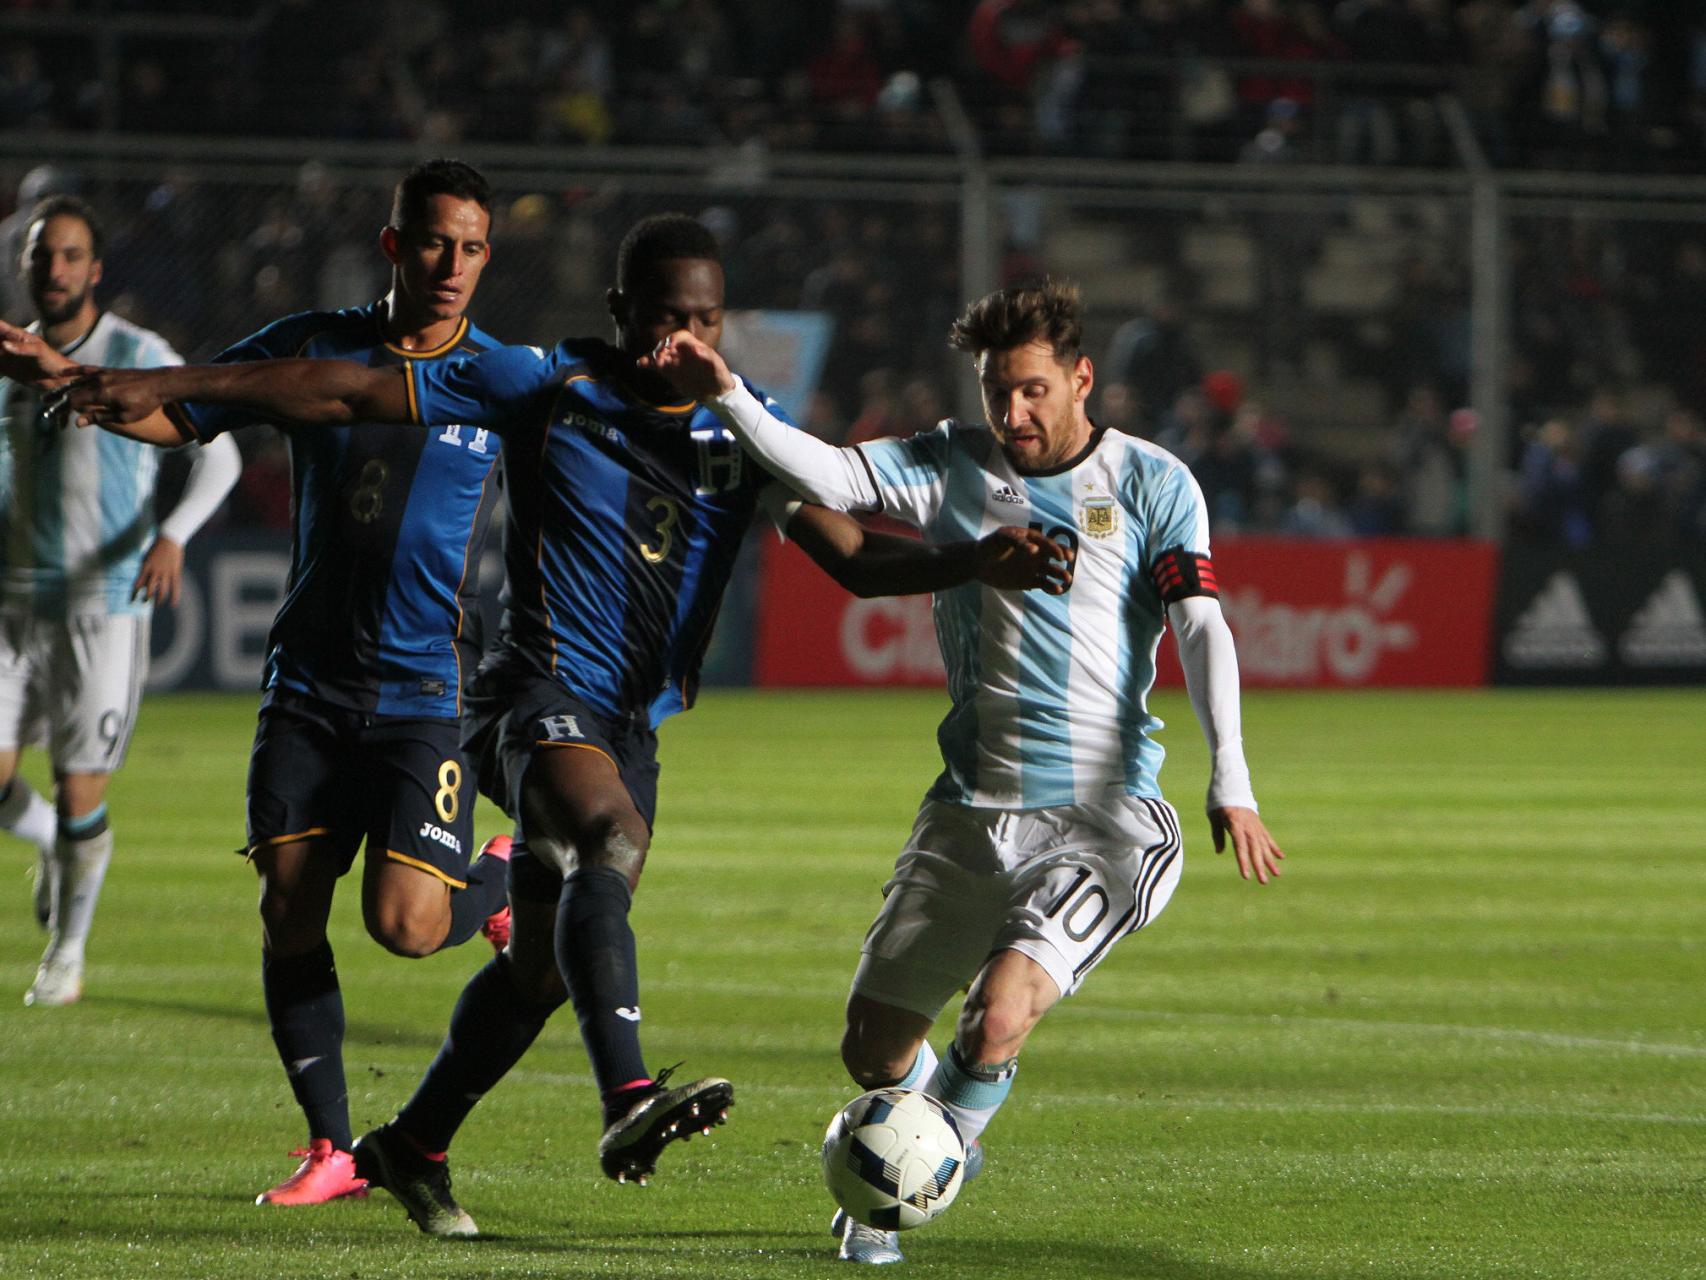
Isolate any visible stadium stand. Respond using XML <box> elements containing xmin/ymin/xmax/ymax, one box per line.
<box><xmin>1</xmin><ymin>1</ymin><xmax>1703</xmax><ymax>545</ymax></box>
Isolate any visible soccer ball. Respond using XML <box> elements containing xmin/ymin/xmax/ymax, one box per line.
<box><xmin>821</xmin><ymin>1088</ymin><xmax>966</xmax><ymax>1231</ymax></box>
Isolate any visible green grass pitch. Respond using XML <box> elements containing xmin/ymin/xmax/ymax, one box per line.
<box><xmin>0</xmin><ymin>688</ymin><xmax>1701</xmax><ymax>1279</ymax></box>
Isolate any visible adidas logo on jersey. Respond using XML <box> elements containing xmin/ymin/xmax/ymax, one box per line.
<box><xmin>991</xmin><ymin>484</ymin><xmax>1025</xmax><ymax>505</ymax></box>
<box><xmin>1503</xmin><ymin>572</ymin><xmax>1606</xmax><ymax>668</ymax></box>
<box><xmin>1618</xmin><ymin>571</ymin><xmax>1706</xmax><ymax>666</ymax></box>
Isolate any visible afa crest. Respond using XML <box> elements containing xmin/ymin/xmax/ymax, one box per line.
<box><xmin>1080</xmin><ymin>496</ymin><xmax>1120</xmax><ymax>539</ymax></box>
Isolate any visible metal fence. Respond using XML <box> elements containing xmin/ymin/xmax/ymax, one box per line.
<box><xmin>4</xmin><ymin>132</ymin><xmax>1706</xmax><ymax>545</ymax></box>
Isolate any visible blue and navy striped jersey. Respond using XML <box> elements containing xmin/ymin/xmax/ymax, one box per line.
<box><xmin>408</xmin><ymin>338</ymin><xmax>777</xmax><ymax>728</ymax></box>
<box><xmin>172</xmin><ymin>303</ymin><xmax>502</xmax><ymax>719</ymax></box>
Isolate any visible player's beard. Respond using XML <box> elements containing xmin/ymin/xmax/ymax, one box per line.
<box><xmin>1022</xmin><ymin>400</ymin><xmax>1087</xmax><ymax>472</ymax></box>
<box><xmin>33</xmin><ymin>283</ymin><xmax>88</xmax><ymax>328</ymax></box>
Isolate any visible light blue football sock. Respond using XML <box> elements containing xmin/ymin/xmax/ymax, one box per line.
<box><xmin>925</xmin><ymin>1040</ymin><xmax>1015</xmax><ymax>1145</ymax></box>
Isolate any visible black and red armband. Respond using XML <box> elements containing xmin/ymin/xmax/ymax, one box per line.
<box><xmin>1150</xmin><ymin>547</ymin><xmax>1219</xmax><ymax>603</ymax></box>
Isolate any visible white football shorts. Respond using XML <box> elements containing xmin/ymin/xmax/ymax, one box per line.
<box><xmin>851</xmin><ymin>793</ymin><xmax>1185</xmax><ymax>1020</ymax></box>
<box><xmin>0</xmin><ymin>611</ymin><xmax>151</xmax><ymax>773</ymax></box>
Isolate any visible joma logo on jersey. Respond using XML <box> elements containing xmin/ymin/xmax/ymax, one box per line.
<box><xmin>540</xmin><ymin>714</ymin><xmax>584</xmax><ymax>741</ymax></box>
<box><xmin>416</xmin><ymin>822</ymin><xmax>463</xmax><ymax>854</ymax></box>
<box><xmin>1079</xmin><ymin>496</ymin><xmax>1120</xmax><ymax>539</ymax></box>
<box><xmin>563</xmin><ymin>411</ymin><xmax>624</xmax><ymax>444</ymax></box>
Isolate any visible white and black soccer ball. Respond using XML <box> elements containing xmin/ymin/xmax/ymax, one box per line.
<box><xmin>821</xmin><ymin>1087</ymin><xmax>966</xmax><ymax>1231</ymax></box>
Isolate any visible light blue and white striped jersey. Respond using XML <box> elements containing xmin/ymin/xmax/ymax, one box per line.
<box><xmin>858</xmin><ymin>421</ymin><xmax>1211</xmax><ymax>809</ymax></box>
<box><xmin>0</xmin><ymin>312</ymin><xmax>183</xmax><ymax>618</ymax></box>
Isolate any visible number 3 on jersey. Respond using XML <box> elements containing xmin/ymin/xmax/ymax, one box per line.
<box><xmin>639</xmin><ymin>495</ymin><xmax>679</xmax><ymax>564</ymax></box>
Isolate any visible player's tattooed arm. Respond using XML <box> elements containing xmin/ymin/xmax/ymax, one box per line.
<box><xmin>787</xmin><ymin>504</ymin><xmax>1071</xmax><ymax>597</ymax></box>
<box><xmin>55</xmin><ymin>359</ymin><xmax>410</xmax><ymax>429</ymax></box>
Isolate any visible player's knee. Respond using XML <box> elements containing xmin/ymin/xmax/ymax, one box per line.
<box><xmin>580</xmin><ymin>824</ymin><xmax>646</xmax><ymax>885</ymax></box>
<box><xmin>363</xmin><ymin>900</ymin><xmax>447</xmax><ymax>959</ymax></box>
<box><xmin>544</xmin><ymin>816</ymin><xmax>646</xmax><ymax>887</ymax></box>
<box><xmin>840</xmin><ymin>1028</ymin><xmax>910</xmax><ymax>1087</ymax></box>
<box><xmin>257</xmin><ymin>890</ymin><xmax>326</xmax><ymax>954</ymax></box>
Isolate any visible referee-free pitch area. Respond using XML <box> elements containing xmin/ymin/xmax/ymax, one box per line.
<box><xmin>1</xmin><ymin>688</ymin><xmax>1700</xmax><ymax>1279</ymax></box>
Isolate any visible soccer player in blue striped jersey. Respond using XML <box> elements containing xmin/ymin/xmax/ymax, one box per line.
<box><xmin>5</xmin><ymin>161</ymin><xmax>516</xmax><ymax>1209</ymax></box>
<box><xmin>0</xmin><ymin>196</ymin><xmax>240</xmax><ymax>1011</ymax></box>
<box><xmin>50</xmin><ymin>214</ymin><xmax>1069</xmax><ymax>1236</ymax></box>
<box><xmin>646</xmin><ymin>280</ymin><xmax>1285</xmax><ymax>1264</ymax></box>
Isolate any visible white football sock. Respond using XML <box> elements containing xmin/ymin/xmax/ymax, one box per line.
<box><xmin>0</xmin><ymin>778</ymin><xmax>58</xmax><ymax>852</ymax></box>
<box><xmin>895</xmin><ymin>1040</ymin><xmax>939</xmax><ymax>1091</ymax></box>
<box><xmin>48</xmin><ymin>827</ymin><xmax>113</xmax><ymax>966</ymax></box>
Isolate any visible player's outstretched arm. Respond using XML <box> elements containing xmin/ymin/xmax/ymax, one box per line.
<box><xmin>0</xmin><ymin>319</ymin><xmax>76</xmax><ymax>383</ymax></box>
<box><xmin>56</xmin><ymin>359</ymin><xmax>410</xmax><ymax>430</ymax></box>
<box><xmin>787</xmin><ymin>503</ymin><xmax>1072</xmax><ymax>597</ymax></box>
<box><xmin>1170</xmin><ymin>594</ymin><xmax>1284</xmax><ymax>885</ymax></box>
<box><xmin>0</xmin><ymin>326</ymin><xmax>185</xmax><ymax>444</ymax></box>
<box><xmin>642</xmin><ymin>331</ymin><xmax>880</xmax><ymax>511</ymax></box>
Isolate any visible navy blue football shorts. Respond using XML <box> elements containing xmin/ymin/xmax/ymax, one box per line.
<box><xmin>462</xmin><ymin>662</ymin><xmax>659</xmax><ymax>905</ymax></box>
<box><xmin>244</xmin><ymin>690</ymin><xmax>478</xmax><ymax>887</ymax></box>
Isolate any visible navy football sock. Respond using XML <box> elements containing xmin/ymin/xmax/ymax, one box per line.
<box><xmin>438</xmin><ymin>854</ymin><xmax>508</xmax><ymax>951</ymax></box>
<box><xmin>395</xmin><ymin>953</ymin><xmax>563</xmax><ymax>1153</ymax></box>
<box><xmin>262</xmin><ymin>941</ymin><xmax>352</xmax><ymax>1151</ymax></box>
<box><xmin>556</xmin><ymin>865</ymin><xmax>649</xmax><ymax>1102</ymax></box>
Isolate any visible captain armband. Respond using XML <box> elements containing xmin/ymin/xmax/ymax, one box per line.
<box><xmin>1150</xmin><ymin>547</ymin><xmax>1220</xmax><ymax>603</ymax></box>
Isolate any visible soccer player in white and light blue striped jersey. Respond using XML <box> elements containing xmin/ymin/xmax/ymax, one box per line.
<box><xmin>0</xmin><ymin>195</ymin><xmax>240</xmax><ymax>1008</ymax></box>
<box><xmin>646</xmin><ymin>280</ymin><xmax>1284</xmax><ymax>1264</ymax></box>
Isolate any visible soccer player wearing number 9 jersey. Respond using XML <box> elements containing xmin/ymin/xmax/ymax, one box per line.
<box><xmin>0</xmin><ymin>196</ymin><xmax>240</xmax><ymax>1013</ymax></box>
<box><xmin>645</xmin><ymin>280</ymin><xmax>1287</xmax><ymax>1264</ymax></box>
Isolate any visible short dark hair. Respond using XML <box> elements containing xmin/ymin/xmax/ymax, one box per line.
<box><xmin>950</xmin><ymin>279</ymin><xmax>1084</xmax><ymax>362</ymax></box>
<box><xmin>390</xmin><ymin>159</ymin><xmax>491</xmax><ymax>230</ymax></box>
<box><xmin>616</xmin><ymin>214</ymin><xmax>720</xmax><ymax>293</ymax></box>
<box><xmin>26</xmin><ymin>194</ymin><xmax>105</xmax><ymax>260</ymax></box>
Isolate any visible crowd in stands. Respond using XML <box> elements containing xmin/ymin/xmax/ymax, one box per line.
<box><xmin>1127</xmin><ymin>367</ymin><xmax>1706</xmax><ymax>548</ymax></box>
<box><xmin>4</xmin><ymin>1</ymin><xmax>1706</xmax><ymax>171</ymax></box>
<box><xmin>3</xmin><ymin>3</ymin><xmax>1704</xmax><ymax>546</ymax></box>
<box><xmin>3</xmin><ymin>154</ymin><xmax>1703</xmax><ymax>547</ymax></box>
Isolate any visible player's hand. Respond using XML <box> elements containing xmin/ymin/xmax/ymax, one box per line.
<box><xmin>0</xmin><ymin>320</ymin><xmax>77</xmax><ymax>384</ymax></box>
<box><xmin>47</xmin><ymin>366</ymin><xmax>172</xmax><ymax>428</ymax></box>
<box><xmin>1210</xmin><ymin>805</ymin><xmax>1284</xmax><ymax>885</ymax></box>
<box><xmin>131</xmin><ymin>536</ymin><xmax>186</xmax><ymax>606</ymax></box>
<box><xmin>637</xmin><ymin>330</ymin><xmax>736</xmax><ymax>401</ymax></box>
<box><xmin>974</xmin><ymin>526</ymin><xmax>1073</xmax><ymax>594</ymax></box>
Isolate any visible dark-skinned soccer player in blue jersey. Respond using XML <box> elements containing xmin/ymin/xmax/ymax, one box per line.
<box><xmin>4</xmin><ymin>160</ymin><xmax>514</xmax><ymax>1209</ymax></box>
<box><xmin>42</xmin><ymin>213</ymin><xmax>1072</xmax><ymax>1238</ymax></box>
